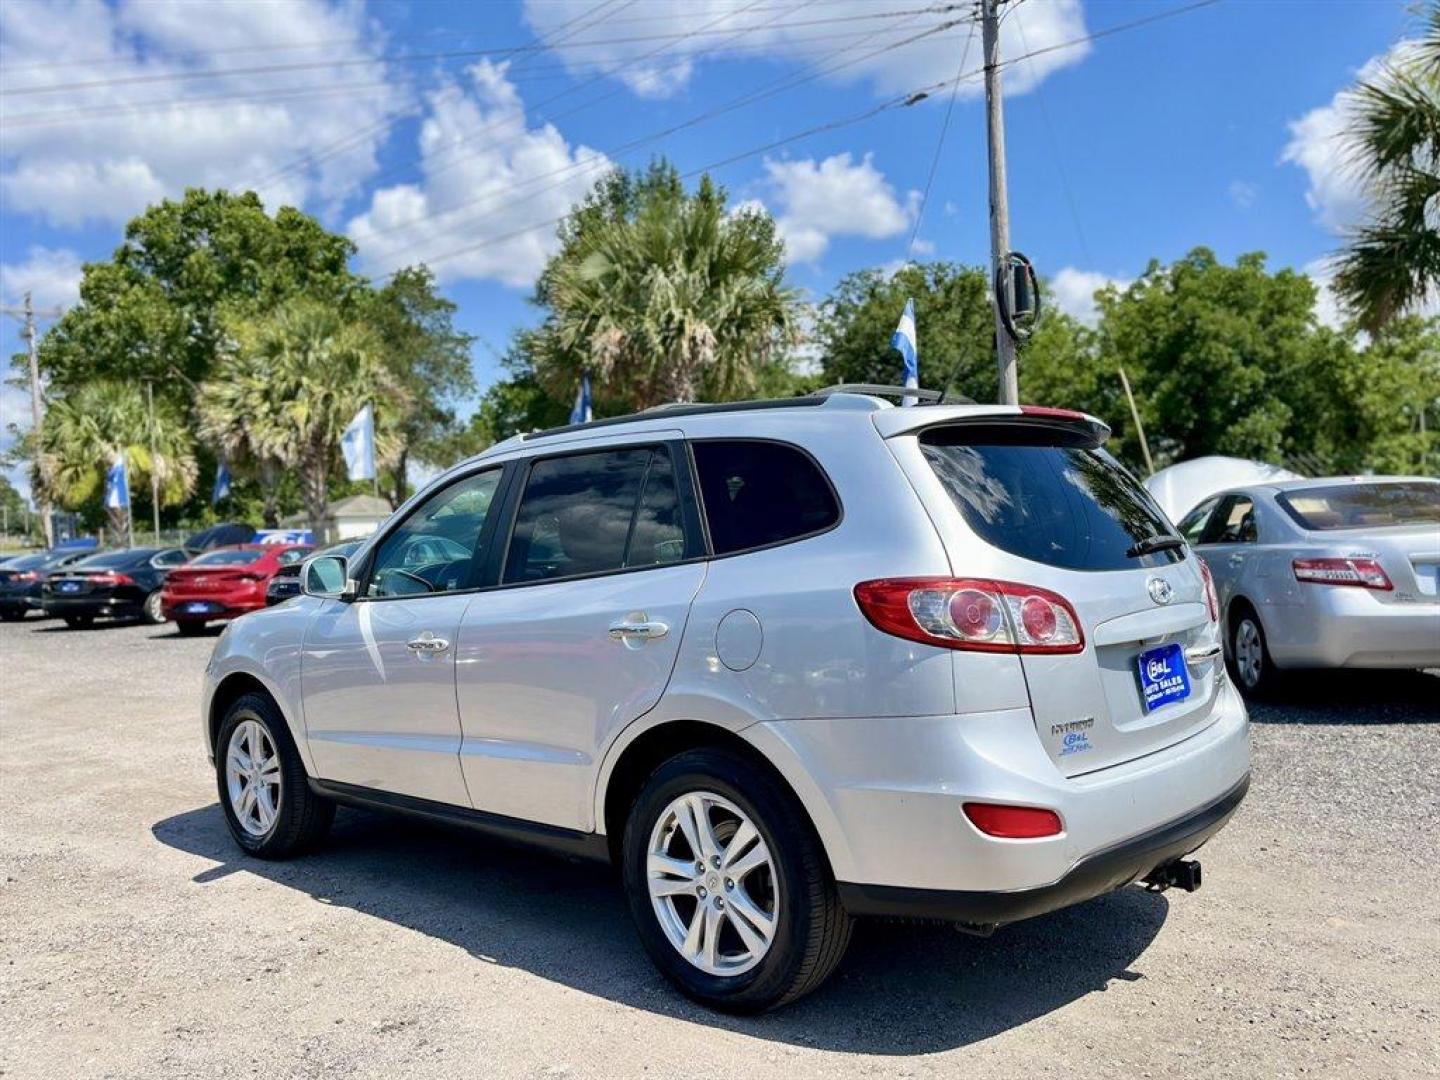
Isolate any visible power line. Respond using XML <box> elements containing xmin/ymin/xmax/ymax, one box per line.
<box><xmin>904</xmin><ymin>20</ymin><xmax>977</xmax><ymax>263</ymax></box>
<box><xmin>0</xmin><ymin>5</ymin><xmax>967</xmax><ymax>98</ymax></box>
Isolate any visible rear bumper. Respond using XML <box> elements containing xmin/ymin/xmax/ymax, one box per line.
<box><xmin>42</xmin><ymin>596</ymin><xmax>142</xmax><ymax>618</ymax></box>
<box><xmin>1266</xmin><ymin>590</ymin><xmax>1440</xmax><ymax>669</ymax></box>
<box><xmin>838</xmin><ymin>774</ymin><xmax>1248</xmax><ymax>925</ymax></box>
<box><xmin>0</xmin><ymin>593</ymin><xmax>40</xmax><ymax>612</ymax></box>
<box><xmin>162</xmin><ymin>597</ymin><xmax>262</xmax><ymax>621</ymax></box>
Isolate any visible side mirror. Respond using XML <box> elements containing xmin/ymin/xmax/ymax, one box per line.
<box><xmin>302</xmin><ymin>555</ymin><xmax>355</xmax><ymax>601</ymax></box>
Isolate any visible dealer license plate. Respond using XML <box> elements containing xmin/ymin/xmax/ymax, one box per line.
<box><xmin>1137</xmin><ymin>643</ymin><xmax>1191</xmax><ymax>712</ymax></box>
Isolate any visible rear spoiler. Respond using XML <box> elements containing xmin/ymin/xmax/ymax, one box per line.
<box><xmin>872</xmin><ymin>403</ymin><xmax>1111</xmax><ymax>447</ymax></box>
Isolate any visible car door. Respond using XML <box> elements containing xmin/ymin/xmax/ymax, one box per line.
<box><xmin>301</xmin><ymin>466</ymin><xmax>505</xmax><ymax>805</ymax></box>
<box><xmin>1197</xmin><ymin>492</ymin><xmax>1258</xmax><ymax>611</ymax></box>
<box><xmin>454</xmin><ymin>441</ymin><xmax>705</xmax><ymax>831</ymax></box>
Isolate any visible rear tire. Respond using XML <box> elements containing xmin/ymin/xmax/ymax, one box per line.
<box><xmin>1228</xmin><ymin>605</ymin><xmax>1279</xmax><ymax>697</ymax></box>
<box><xmin>216</xmin><ymin>691</ymin><xmax>333</xmax><ymax>858</ymax></box>
<box><xmin>0</xmin><ymin>609</ymin><xmax>24</xmax><ymax>622</ymax></box>
<box><xmin>621</xmin><ymin>747</ymin><xmax>851</xmax><ymax>1013</ymax></box>
<box><xmin>62</xmin><ymin>615</ymin><xmax>94</xmax><ymax>630</ymax></box>
<box><xmin>176</xmin><ymin>619</ymin><xmax>207</xmax><ymax>636</ymax></box>
<box><xmin>142</xmin><ymin>590</ymin><xmax>166</xmax><ymax>624</ymax></box>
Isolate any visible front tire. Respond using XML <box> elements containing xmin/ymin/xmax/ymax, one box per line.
<box><xmin>216</xmin><ymin>691</ymin><xmax>333</xmax><ymax>858</ymax></box>
<box><xmin>621</xmin><ymin>747</ymin><xmax>851</xmax><ymax>1013</ymax></box>
<box><xmin>176</xmin><ymin>619</ymin><xmax>207</xmax><ymax>636</ymax></box>
<box><xmin>62</xmin><ymin>615</ymin><xmax>94</xmax><ymax>629</ymax></box>
<box><xmin>1228</xmin><ymin>606</ymin><xmax>1279</xmax><ymax>696</ymax></box>
<box><xmin>0</xmin><ymin>609</ymin><xmax>24</xmax><ymax>622</ymax></box>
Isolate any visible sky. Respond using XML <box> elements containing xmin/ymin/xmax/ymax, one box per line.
<box><xmin>0</xmin><ymin>0</ymin><xmax>1429</xmax><ymax>501</ymax></box>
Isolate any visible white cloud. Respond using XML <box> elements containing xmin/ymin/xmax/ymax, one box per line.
<box><xmin>0</xmin><ymin>0</ymin><xmax>404</xmax><ymax>227</ymax></box>
<box><xmin>347</xmin><ymin>61</ymin><xmax>611</xmax><ymax>288</ymax></box>
<box><xmin>0</xmin><ymin>247</ymin><xmax>84</xmax><ymax>311</ymax></box>
<box><xmin>1303</xmin><ymin>258</ymin><xmax>1345</xmax><ymax>330</ymax></box>
<box><xmin>1228</xmin><ymin>180</ymin><xmax>1258</xmax><ymax>209</ymax></box>
<box><xmin>1049</xmin><ymin>267</ymin><xmax>1130</xmax><ymax>327</ymax></box>
<box><xmin>1281</xmin><ymin>39</ymin><xmax>1423</xmax><ymax>234</ymax></box>
<box><xmin>761</xmin><ymin>152</ymin><xmax>916</xmax><ymax>264</ymax></box>
<box><xmin>521</xmin><ymin>0</ymin><xmax>1089</xmax><ymax>101</ymax></box>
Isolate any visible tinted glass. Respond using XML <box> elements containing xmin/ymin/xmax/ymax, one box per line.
<box><xmin>192</xmin><ymin>549</ymin><xmax>265</xmax><ymax>566</ymax></box>
<box><xmin>626</xmin><ymin>451</ymin><xmax>687</xmax><ymax>567</ymax></box>
<box><xmin>273</xmin><ymin>547</ymin><xmax>312</xmax><ymax>566</ymax></box>
<box><xmin>1278</xmin><ymin>482</ymin><xmax>1440</xmax><ymax>530</ymax></box>
<box><xmin>1176</xmin><ymin>497</ymin><xmax>1219</xmax><ymax>544</ymax></box>
<box><xmin>369</xmin><ymin>469</ymin><xmax>501</xmax><ymax>597</ymax></box>
<box><xmin>153</xmin><ymin>548</ymin><xmax>189</xmax><ymax>566</ymax></box>
<box><xmin>920</xmin><ymin>432</ymin><xmax>1180</xmax><ymax>570</ymax></box>
<box><xmin>74</xmin><ymin>550</ymin><xmax>149</xmax><ymax>569</ymax></box>
<box><xmin>6</xmin><ymin>554</ymin><xmax>46</xmax><ymax>570</ymax></box>
<box><xmin>1201</xmin><ymin>496</ymin><xmax>1257</xmax><ymax>544</ymax></box>
<box><xmin>504</xmin><ymin>449</ymin><xmax>652</xmax><ymax>583</ymax></box>
<box><xmin>692</xmin><ymin>441</ymin><xmax>840</xmax><ymax>556</ymax></box>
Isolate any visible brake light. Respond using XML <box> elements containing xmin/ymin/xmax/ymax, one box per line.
<box><xmin>1019</xmin><ymin>405</ymin><xmax>1086</xmax><ymax>421</ymax></box>
<box><xmin>963</xmin><ymin>802</ymin><xmax>1063</xmax><ymax>838</ymax></box>
<box><xmin>1292</xmin><ymin>557</ymin><xmax>1392</xmax><ymax>591</ymax></box>
<box><xmin>1197</xmin><ymin>558</ymin><xmax>1219</xmax><ymax>622</ymax></box>
<box><xmin>236</xmin><ymin>573</ymin><xmax>263</xmax><ymax>583</ymax></box>
<box><xmin>88</xmin><ymin>573</ymin><xmax>135</xmax><ymax>587</ymax></box>
<box><xmin>854</xmin><ymin>577</ymin><xmax>1084</xmax><ymax>654</ymax></box>
<box><xmin>11</xmin><ymin>571</ymin><xmax>38</xmax><ymax>582</ymax></box>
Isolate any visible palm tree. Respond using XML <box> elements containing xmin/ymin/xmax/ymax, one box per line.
<box><xmin>199</xmin><ymin>298</ymin><xmax>402</xmax><ymax>537</ymax></box>
<box><xmin>37</xmin><ymin>381</ymin><xmax>197</xmax><ymax>540</ymax></box>
<box><xmin>1332</xmin><ymin>4</ymin><xmax>1440</xmax><ymax>332</ymax></box>
<box><xmin>536</xmin><ymin>168</ymin><xmax>800</xmax><ymax>411</ymax></box>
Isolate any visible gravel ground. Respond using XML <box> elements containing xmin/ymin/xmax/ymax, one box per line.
<box><xmin>1</xmin><ymin>616</ymin><xmax>1437</xmax><ymax>1079</ymax></box>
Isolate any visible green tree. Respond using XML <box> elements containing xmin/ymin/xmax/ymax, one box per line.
<box><xmin>1334</xmin><ymin>314</ymin><xmax>1440</xmax><ymax>474</ymax></box>
<box><xmin>36</xmin><ymin>381</ymin><xmax>197</xmax><ymax>538</ymax></box>
<box><xmin>529</xmin><ymin>161</ymin><xmax>802</xmax><ymax>410</ymax></box>
<box><xmin>0</xmin><ymin>475</ymin><xmax>32</xmax><ymax>542</ymax></box>
<box><xmin>198</xmin><ymin>298</ymin><xmax>404</xmax><ymax>537</ymax></box>
<box><xmin>1332</xmin><ymin>3</ymin><xmax>1440</xmax><ymax>332</ymax></box>
<box><xmin>363</xmin><ymin>266</ymin><xmax>476</xmax><ymax>506</ymax></box>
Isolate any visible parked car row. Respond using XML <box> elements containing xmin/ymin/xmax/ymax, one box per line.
<box><xmin>0</xmin><ymin>542</ymin><xmax>313</xmax><ymax>631</ymax></box>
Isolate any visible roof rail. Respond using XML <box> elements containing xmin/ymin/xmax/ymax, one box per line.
<box><xmin>521</xmin><ymin>394</ymin><xmax>827</xmax><ymax>440</ymax></box>
<box><xmin>808</xmin><ymin>383</ymin><xmax>973</xmax><ymax>405</ymax></box>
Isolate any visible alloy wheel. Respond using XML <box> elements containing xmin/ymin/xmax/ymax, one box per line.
<box><xmin>143</xmin><ymin>591</ymin><xmax>164</xmax><ymax>624</ymax></box>
<box><xmin>225</xmin><ymin>719</ymin><xmax>282</xmax><ymax>837</ymax></box>
<box><xmin>646</xmin><ymin>791</ymin><xmax>778</xmax><ymax>977</ymax></box>
<box><xmin>1235</xmin><ymin>618</ymin><xmax>1264</xmax><ymax>689</ymax></box>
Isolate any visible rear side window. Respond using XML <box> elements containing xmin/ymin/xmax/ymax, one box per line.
<box><xmin>1278</xmin><ymin>482</ymin><xmax>1440</xmax><ymax>530</ymax></box>
<box><xmin>692</xmin><ymin>440</ymin><xmax>840</xmax><ymax>556</ymax></box>
<box><xmin>920</xmin><ymin>429</ymin><xmax>1180</xmax><ymax>571</ymax></box>
<box><xmin>503</xmin><ymin>447</ymin><xmax>686</xmax><ymax>583</ymax></box>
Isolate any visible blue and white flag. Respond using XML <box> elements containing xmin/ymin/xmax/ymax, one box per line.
<box><xmin>212</xmin><ymin>461</ymin><xmax>232</xmax><ymax>506</ymax></box>
<box><xmin>892</xmin><ymin>298</ymin><xmax>919</xmax><ymax>406</ymax></box>
<box><xmin>341</xmin><ymin>403</ymin><xmax>376</xmax><ymax>482</ymax></box>
<box><xmin>103</xmin><ymin>452</ymin><xmax>130</xmax><ymax>510</ymax></box>
<box><xmin>570</xmin><ymin>372</ymin><xmax>593</xmax><ymax>424</ymax></box>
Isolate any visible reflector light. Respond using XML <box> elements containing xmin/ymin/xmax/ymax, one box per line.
<box><xmin>854</xmin><ymin>577</ymin><xmax>1084</xmax><ymax>654</ymax></box>
<box><xmin>963</xmin><ymin>802</ymin><xmax>1063</xmax><ymax>838</ymax></box>
<box><xmin>1292</xmin><ymin>557</ymin><xmax>1392</xmax><ymax>591</ymax></box>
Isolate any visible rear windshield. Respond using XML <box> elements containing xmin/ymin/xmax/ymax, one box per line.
<box><xmin>191</xmin><ymin>549</ymin><xmax>265</xmax><ymax>566</ymax></box>
<box><xmin>4</xmin><ymin>554</ymin><xmax>45</xmax><ymax>570</ymax></box>
<box><xmin>1277</xmin><ymin>482</ymin><xmax>1440</xmax><ymax>531</ymax></box>
<box><xmin>73</xmin><ymin>551</ymin><xmax>145</xmax><ymax>570</ymax></box>
<box><xmin>920</xmin><ymin>429</ymin><xmax>1181</xmax><ymax>571</ymax></box>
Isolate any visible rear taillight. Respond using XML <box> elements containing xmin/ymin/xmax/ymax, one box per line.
<box><xmin>236</xmin><ymin>573</ymin><xmax>263</xmax><ymax>583</ymax></box>
<box><xmin>1292</xmin><ymin>557</ymin><xmax>1392</xmax><ymax>591</ymax></box>
<box><xmin>854</xmin><ymin>577</ymin><xmax>1084</xmax><ymax>654</ymax></box>
<box><xmin>963</xmin><ymin>802</ymin><xmax>1063</xmax><ymax>838</ymax></box>
<box><xmin>88</xmin><ymin>573</ymin><xmax>135</xmax><ymax>586</ymax></box>
<box><xmin>11</xmin><ymin>571</ymin><xmax>38</xmax><ymax>582</ymax></box>
<box><xmin>1197</xmin><ymin>558</ymin><xmax>1219</xmax><ymax>622</ymax></box>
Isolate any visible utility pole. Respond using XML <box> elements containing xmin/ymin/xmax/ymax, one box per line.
<box><xmin>20</xmin><ymin>293</ymin><xmax>55</xmax><ymax>548</ymax></box>
<box><xmin>146</xmin><ymin>380</ymin><xmax>161</xmax><ymax>544</ymax></box>
<box><xmin>981</xmin><ymin>0</ymin><xmax>1018</xmax><ymax>406</ymax></box>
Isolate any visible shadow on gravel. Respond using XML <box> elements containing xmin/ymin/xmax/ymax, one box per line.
<box><xmin>153</xmin><ymin>803</ymin><xmax>1167</xmax><ymax>1054</ymax></box>
<box><xmin>1245</xmin><ymin>669</ymin><xmax>1440</xmax><ymax>726</ymax></box>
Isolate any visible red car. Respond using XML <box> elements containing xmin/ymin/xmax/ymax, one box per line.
<box><xmin>161</xmin><ymin>544</ymin><xmax>312</xmax><ymax>634</ymax></box>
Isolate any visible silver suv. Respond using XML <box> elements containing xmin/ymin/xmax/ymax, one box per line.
<box><xmin>203</xmin><ymin>390</ymin><xmax>1250</xmax><ymax>1012</ymax></box>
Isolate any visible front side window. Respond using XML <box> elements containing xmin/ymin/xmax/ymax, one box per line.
<box><xmin>692</xmin><ymin>440</ymin><xmax>840</xmax><ymax>556</ymax></box>
<box><xmin>920</xmin><ymin>428</ymin><xmax>1181</xmax><ymax>570</ymax></box>
<box><xmin>1177</xmin><ymin>497</ymin><xmax>1220</xmax><ymax>544</ymax></box>
<box><xmin>367</xmin><ymin>469</ymin><xmax>501</xmax><ymax>597</ymax></box>
<box><xmin>503</xmin><ymin>447</ymin><xmax>683</xmax><ymax>584</ymax></box>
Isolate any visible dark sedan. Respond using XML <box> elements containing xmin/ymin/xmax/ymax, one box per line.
<box><xmin>0</xmin><ymin>549</ymin><xmax>94</xmax><ymax>620</ymax></box>
<box><xmin>42</xmin><ymin>547</ymin><xmax>190</xmax><ymax>628</ymax></box>
<box><xmin>264</xmin><ymin>540</ymin><xmax>362</xmax><ymax>606</ymax></box>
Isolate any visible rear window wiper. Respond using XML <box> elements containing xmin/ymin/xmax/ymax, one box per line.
<box><xmin>1126</xmin><ymin>534</ymin><xmax>1186</xmax><ymax>558</ymax></box>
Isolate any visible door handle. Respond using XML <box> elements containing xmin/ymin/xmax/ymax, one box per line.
<box><xmin>1228</xmin><ymin>554</ymin><xmax>1245</xmax><ymax>565</ymax></box>
<box><xmin>608</xmin><ymin>615</ymin><xmax>669</xmax><ymax>641</ymax></box>
<box><xmin>405</xmin><ymin>631</ymin><xmax>450</xmax><ymax>654</ymax></box>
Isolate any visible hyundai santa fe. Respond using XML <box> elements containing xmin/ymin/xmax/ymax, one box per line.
<box><xmin>202</xmin><ymin>389</ymin><xmax>1250</xmax><ymax>1012</ymax></box>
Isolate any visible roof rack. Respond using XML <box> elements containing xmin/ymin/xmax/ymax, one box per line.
<box><xmin>808</xmin><ymin>383</ymin><xmax>973</xmax><ymax>405</ymax></box>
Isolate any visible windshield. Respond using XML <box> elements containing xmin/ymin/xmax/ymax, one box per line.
<box><xmin>920</xmin><ymin>429</ymin><xmax>1181</xmax><ymax>571</ymax></box>
<box><xmin>1278</xmin><ymin>482</ymin><xmax>1440</xmax><ymax>531</ymax></box>
<box><xmin>191</xmin><ymin>549</ymin><xmax>265</xmax><ymax>566</ymax></box>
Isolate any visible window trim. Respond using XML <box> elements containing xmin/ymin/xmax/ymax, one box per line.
<box><xmin>685</xmin><ymin>436</ymin><xmax>845</xmax><ymax>560</ymax></box>
<box><xmin>352</xmin><ymin>462</ymin><xmax>511</xmax><ymax>603</ymax></box>
<box><xmin>490</xmin><ymin>440</ymin><xmax>708</xmax><ymax>592</ymax></box>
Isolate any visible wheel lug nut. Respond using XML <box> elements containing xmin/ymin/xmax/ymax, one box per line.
<box><xmin>725</xmin><ymin>878</ymin><xmax>734</xmax><ymax>890</ymax></box>
<box><xmin>711</xmin><ymin>855</ymin><xmax>721</xmax><ymax>868</ymax></box>
<box><xmin>713</xmin><ymin>896</ymin><xmax>724</xmax><ymax>909</ymax></box>
<box><xmin>695</xmin><ymin>861</ymin><xmax>704</xmax><ymax>874</ymax></box>
<box><xmin>697</xmin><ymin>886</ymin><xmax>707</xmax><ymax>898</ymax></box>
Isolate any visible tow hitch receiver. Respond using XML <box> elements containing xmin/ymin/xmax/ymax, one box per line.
<box><xmin>1143</xmin><ymin>859</ymin><xmax>1202</xmax><ymax>893</ymax></box>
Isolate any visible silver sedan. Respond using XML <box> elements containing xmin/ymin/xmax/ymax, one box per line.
<box><xmin>1176</xmin><ymin>477</ymin><xmax>1440</xmax><ymax>694</ymax></box>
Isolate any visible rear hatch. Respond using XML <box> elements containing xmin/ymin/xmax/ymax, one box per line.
<box><xmin>883</xmin><ymin>407</ymin><xmax>1224</xmax><ymax>777</ymax></box>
